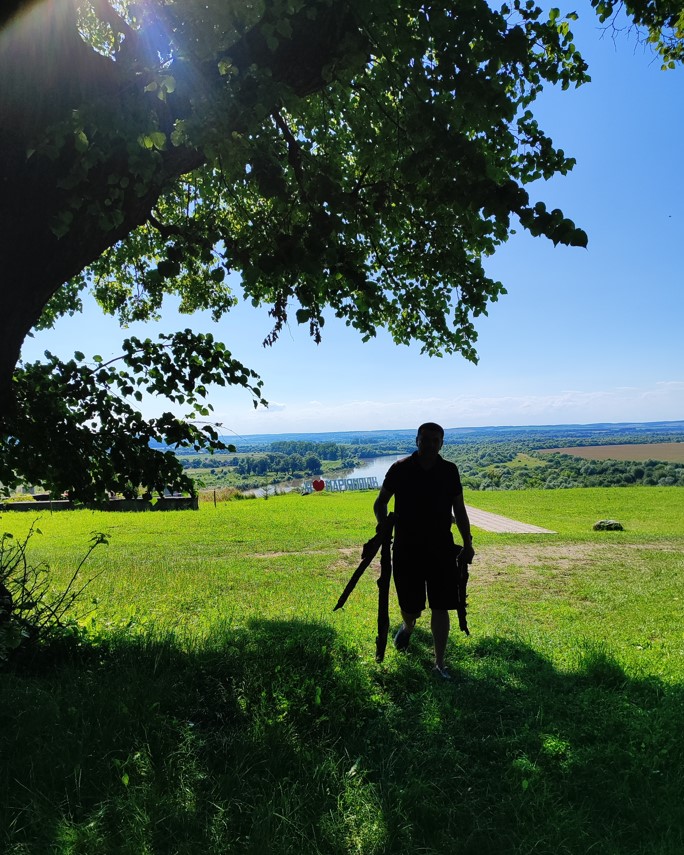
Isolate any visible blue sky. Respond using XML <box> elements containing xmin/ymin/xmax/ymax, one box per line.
<box><xmin>22</xmin><ymin>8</ymin><xmax>684</xmax><ymax>436</ymax></box>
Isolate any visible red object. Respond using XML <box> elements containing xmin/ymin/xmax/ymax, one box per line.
<box><xmin>312</xmin><ymin>479</ymin><xmax>325</xmax><ymax>492</ymax></box>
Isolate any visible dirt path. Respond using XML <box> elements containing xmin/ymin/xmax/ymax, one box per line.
<box><xmin>465</xmin><ymin>505</ymin><xmax>556</xmax><ymax>534</ymax></box>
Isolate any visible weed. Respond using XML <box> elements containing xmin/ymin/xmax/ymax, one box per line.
<box><xmin>0</xmin><ymin>521</ymin><xmax>108</xmax><ymax>661</ymax></box>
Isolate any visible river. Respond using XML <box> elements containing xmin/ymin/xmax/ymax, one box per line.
<box><xmin>246</xmin><ymin>454</ymin><xmax>407</xmax><ymax>497</ymax></box>
<box><xmin>340</xmin><ymin>454</ymin><xmax>406</xmax><ymax>482</ymax></box>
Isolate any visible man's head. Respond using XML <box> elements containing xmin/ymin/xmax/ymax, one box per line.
<box><xmin>417</xmin><ymin>422</ymin><xmax>444</xmax><ymax>440</ymax></box>
<box><xmin>416</xmin><ymin>422</ymin><xmax>444</xmax><ymax>457</ymax></box>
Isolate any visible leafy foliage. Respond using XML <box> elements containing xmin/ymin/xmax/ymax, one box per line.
<box><xmin>590</xmin><ymin>0</ymin><xmax>684</xmax><ymax>68</ymax></box>
<box><xmin>3</xmin><ymin>332</ymin><xmax>263</xmax><ymax>500</ymax></box>
<box><xmin>76</xmin><ymin>0</ymin><xmax>590</xmax><ymax>362</ymax></box>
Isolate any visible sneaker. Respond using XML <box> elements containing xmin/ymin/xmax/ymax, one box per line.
<box><xmin>432</xmin><ymin>665</ymin><xmax>452</xmax><ymax>681</ymax></box>
<box><xmin>393</xmin><ymin>625</ymin><xmax>411</xmax><ymax>652</ymax></box>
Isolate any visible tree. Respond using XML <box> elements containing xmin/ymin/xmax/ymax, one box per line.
<box><xmin>288</xmin><ymin>453</ymin><xmax>306</xmax><ymax>474</ymax></box>
<box><xmin>0</xmin><ymin>0</ymin><xmax>675</xmax><ymax>499</ymax></box>
<box><xmin>305</xmin><ymin>454</ymin><xmax>322</xmax><ymax>475</ymax></box>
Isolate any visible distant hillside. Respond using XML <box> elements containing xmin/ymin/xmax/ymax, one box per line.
<box><xmin>219</xmin><ymin>428</ymin><xmax>415</xmax><ymax>450</ymax></box>
<box><xmin>218</xmin><ymin>420</ymin><xmax>684</xmax><ymax>452</ymax></box>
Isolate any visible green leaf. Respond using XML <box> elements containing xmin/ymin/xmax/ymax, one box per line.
<box><xmin>50</xmin><ymin>210</ymin><xmax>74</xmax><ymax>239</ymax></box>
<box><xmin>149</xmin><ymin>132</ymin><xmax>166</xmax><ymax>151</ymax></box>
<box><xmin>74</xmin><ymin>130</ymin><xmax>89</xmax><ymax>152</ymax></box>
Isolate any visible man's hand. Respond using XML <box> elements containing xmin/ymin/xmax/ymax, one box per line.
<box><xmin>461</xmin><ymin>542</ymin><xmax>475</xmax><ymax>564</ymax></box>
<box><xmin>373</xmin><ymin>486</ymin><xmax>392</xmax><ymax>531</ymax></box>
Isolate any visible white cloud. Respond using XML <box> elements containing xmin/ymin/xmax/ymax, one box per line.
<box><xmin>214</xmin><ymin>380</ymin><xmax>684</xmax><ymax>434</ymax></box>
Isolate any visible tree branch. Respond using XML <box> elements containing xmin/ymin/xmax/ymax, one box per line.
<box><xmin>272</xmin><ymin>109</ymin><xmax>309</xmax><ymax>200</ymax></box>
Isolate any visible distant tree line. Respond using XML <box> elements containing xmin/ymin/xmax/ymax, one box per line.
<box><xmin>266</xmin><ymin>440</ymin><xmax>404</xmax><ymax>459</ymax></box>
<box><xmin>441</xmin><ymin>443</ymin><xmax>684</xmax><ymax>490</ymax></box>
<box><xmin>184</xmin><ymin>452</ymin><xmax>326</xmax><ymax>478</ymax></box>
<box><xmin>235</xmin><ymin>453</ymin><xmax>325</xmax><ymax>478</ymax></box>
<box><xmin>269</xmin><ymin>441</ymin><xmax>354</xmax><ymax>460</ymax></box>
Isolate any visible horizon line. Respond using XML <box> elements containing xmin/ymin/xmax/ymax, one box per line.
<box><xmin>215</xmin><ymin>418</ymin><xmax>684</xmax><ymax>442</ymax></box>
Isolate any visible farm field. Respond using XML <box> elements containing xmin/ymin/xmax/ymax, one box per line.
<box><xmin>538</xmin><ymin>441</ymin><xmax>684</xmax><ymax>462</ymax></box>
<box><xmin>2</xmin><ymin>487</ymin><xmax>684</xmax><ymax>854</ymax></box>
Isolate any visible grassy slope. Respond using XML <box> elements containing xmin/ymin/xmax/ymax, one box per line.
<box><xmin>1</xmin><ymin>488</ymin><xmax>683</xmax><ymax>854</ymax></box>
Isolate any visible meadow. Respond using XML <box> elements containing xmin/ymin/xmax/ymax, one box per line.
<box><xmin>1</xmin><ymin>487</ymin><xmax>683</xmax><ymax>854</ymax></box>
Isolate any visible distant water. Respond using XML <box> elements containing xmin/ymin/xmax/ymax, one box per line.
<box><xmin>340</xmin><ymin>454</ymin><xmax>407</xmax><ymax>483</ymax></box>
<box><xmin>245</xmin><ymin>454</ymin><xmax>406</xmax><ymax>497</ymax></box>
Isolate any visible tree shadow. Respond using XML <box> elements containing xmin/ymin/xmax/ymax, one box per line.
<box><xmin>2</xmin><ymin>621</ymin><xmax>683</xmax><ymax>854</ymax></box>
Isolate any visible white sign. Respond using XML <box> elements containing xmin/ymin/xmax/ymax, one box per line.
<box><xmin>308</xmin><ymin>477</ymin><xmax>379</xmax><ymax>492</ymax></box>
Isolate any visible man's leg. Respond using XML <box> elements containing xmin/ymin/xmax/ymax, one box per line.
<box><xmin>400</xmin><ymin>610</ymin><xmax>419</xmax><ymax>634</ymax></box>
<box><xmin>392</xmin><ymin>546</ymin><xmax>424</xmax><ymax>651</ymax></box>
<box><xmin>394</xmin><ymin>609</ymin><xmax>420</xmax><ymax>650</ymax></box>
<box><xmin>431</xmin><ymin>608</ymin><xmax>450</xmax><ymax>669</ymax></box>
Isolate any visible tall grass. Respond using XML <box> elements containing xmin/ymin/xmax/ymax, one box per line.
<box><xmin>1</xmin><ymin>488</ymin><xmax>683</xmax><ymax>853</ymax></box>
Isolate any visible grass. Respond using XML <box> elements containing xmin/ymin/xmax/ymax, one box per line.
<box><xmin>466</xmin><ymin>485</ymin><xmax>684</xmax><ymax>539</ymax></box>
<box><xmin>506</xmin><ymin>452</ymin><xmax>549</xmax><ymax>469</ymax></box>
<box><xmin>1</xmin><ymin>488</ymin><xmax>683</xmax><ymax>854</ymax></box>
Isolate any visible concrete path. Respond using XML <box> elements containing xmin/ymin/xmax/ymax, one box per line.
<box><xmin>465</xmin><ymin>505</ymin><xmax>556</xmax><ymax>534</ymax></box>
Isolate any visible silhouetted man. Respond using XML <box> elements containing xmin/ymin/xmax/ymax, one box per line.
<box><xmin>373</xmin><ymin>422</ymin><xmax>474</xmax><ymax>679</ymax></box>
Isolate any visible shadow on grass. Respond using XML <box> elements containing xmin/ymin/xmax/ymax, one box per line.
<box><xmin>2</xmin><ymin>621</ymin><xmax>683</xmax><ymax>855</ymax></box>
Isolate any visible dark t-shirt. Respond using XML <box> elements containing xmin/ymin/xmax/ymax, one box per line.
<box><xmin>382</xmin><ymin>452</ymin><xmax>463</xmax><ymax>546</ymax></box>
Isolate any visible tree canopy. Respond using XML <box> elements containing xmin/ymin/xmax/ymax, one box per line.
<box><xmin>0</xmin><ymin>0</ymin><xmax>679</xmax><ymax>500</ymax></box>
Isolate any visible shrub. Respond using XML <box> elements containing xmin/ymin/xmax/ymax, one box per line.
<box><xmin>0</xmin><ymin>522</ymin><xmax>108</xmax><ymax>663</ymax></box>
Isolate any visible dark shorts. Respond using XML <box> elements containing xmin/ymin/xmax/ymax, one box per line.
<box><xmin>392</xmin><ymin>539</ymin><xmax>462</xmax><ymax>614</ymax></box>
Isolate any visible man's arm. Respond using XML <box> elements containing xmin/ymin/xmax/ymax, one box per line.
<box><xmin>453</xmin><ymin>492</ymin><xmax>475</xmax><ymax>563</ymax></box>
<box><xmin>374</xmin><ymin>486</ymin><xmax>393</xmax><ymax>528</ymax></box>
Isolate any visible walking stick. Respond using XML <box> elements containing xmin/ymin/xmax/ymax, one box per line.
<box><xmin>455</xmin><ymin>547</ymin><xmax>470</xmax><ymax>636</ymax></box>
<box><xmin>374</xmin><ymin>519</ymin><xmax>394</xmax><ymax>662</ymax></box>
<box><xmin>332</xmin><ymin>514</ymin><xmax>394</xmax><ymax>612</ymax></box>
<box><xmin>333</xmin><ymin>515</ymin><xmax>395</xmax><ymax>662</ymax></box>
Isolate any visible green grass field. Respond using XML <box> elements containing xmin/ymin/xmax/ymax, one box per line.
<box><xmin>2</xmin><ymin>487</ymin><xmax>683</xmax><ymax>854</ymax></box>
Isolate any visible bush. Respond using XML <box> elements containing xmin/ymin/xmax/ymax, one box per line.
<box><xmin>0</xmin><ymin>522</ymin><xmax>108</xmax><ymax>663</ymax></box>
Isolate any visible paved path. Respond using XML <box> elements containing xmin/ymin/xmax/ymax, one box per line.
<box><xmin>465</xmin><ymin>505</ymin><xmax>556</xmax><ymax>534</ymax></box>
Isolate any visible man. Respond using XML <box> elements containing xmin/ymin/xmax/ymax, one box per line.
<box><xmin>373</xmin><ymin>422</ymin><xmax>474</xmax><ymax>679</ymax></box>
